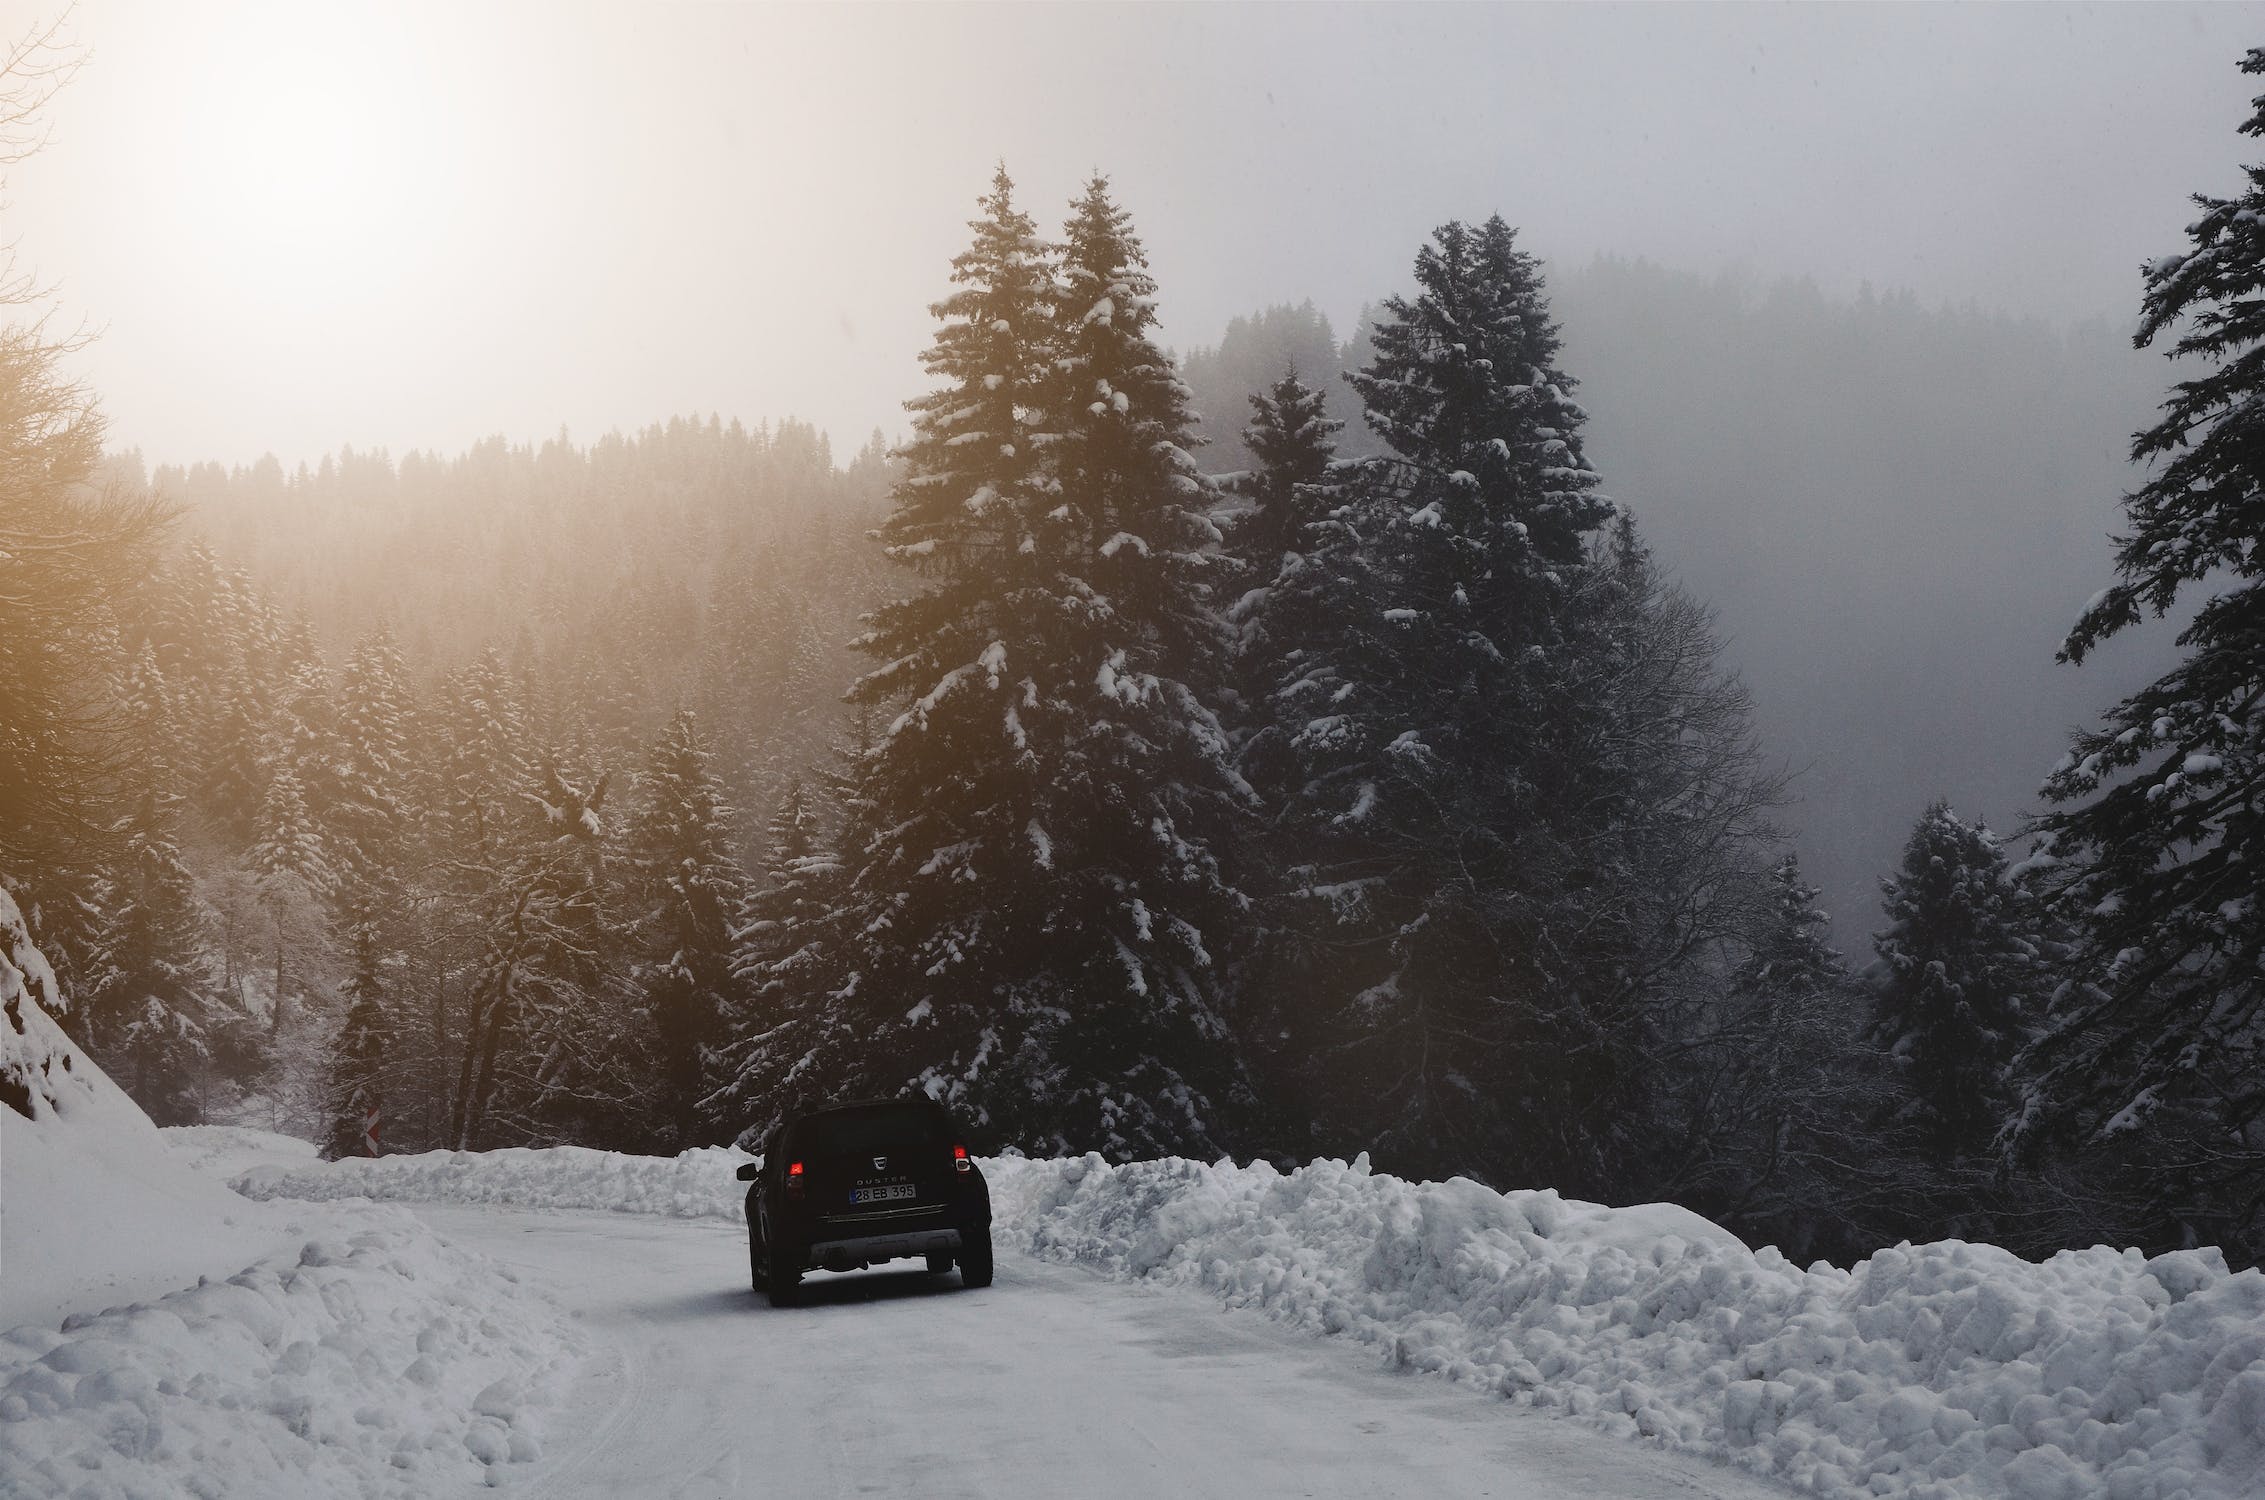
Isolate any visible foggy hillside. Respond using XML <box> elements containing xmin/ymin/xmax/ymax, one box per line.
<box><xmin>1185</xmin><ymin>262</ymin><xmax>2175</xmax><ymax>939</ymax></box>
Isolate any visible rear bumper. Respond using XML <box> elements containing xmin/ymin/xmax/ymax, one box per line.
<box><xmin>803</xmin><ymin>1226</ymin><xmax>963</xmax><ymax>1271</ymax></box>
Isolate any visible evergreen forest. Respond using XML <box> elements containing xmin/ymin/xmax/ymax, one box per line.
<box><xmin>13</xmin><ymin>101</ymin><xmax>2265</xmax><ymax>1275</ymax></box>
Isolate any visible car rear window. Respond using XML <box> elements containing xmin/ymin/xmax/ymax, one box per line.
<box><xmin>793</xmin><ymin>1105</ymin><xmax>944</xmax><ymax>1158</ymax></box>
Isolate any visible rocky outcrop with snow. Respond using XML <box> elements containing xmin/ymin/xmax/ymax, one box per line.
<box><xmin>1</xmin><ymin>883</ymin><xmax>85</xmax><ymax>1123</ymax></box>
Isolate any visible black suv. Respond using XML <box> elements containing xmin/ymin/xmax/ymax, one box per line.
<box><xmin>736</xmin><ymin>1097</ymin><xmax>994</xmax><ymax>1306</ymax></box>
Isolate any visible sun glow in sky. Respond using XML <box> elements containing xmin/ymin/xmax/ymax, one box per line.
<box><xmin>13</xmin><ymin>1</ymin><xmax>2265</xmax><ymax>469</ymax></box>
<box><xmin>140</xmin><ymin>11</ymin><xmax>468</xmax><ymax>321</ymax></box>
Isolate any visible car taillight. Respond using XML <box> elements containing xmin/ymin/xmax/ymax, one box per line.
<box><xmin>953</xmin><ymin>1144</ymin><xmax>971</xmax><ymax>1174</ymax></box>
<box><xmin>786</xmin><ymin>1160</ymin><xmax>805</xmax><ymax>1196</ymax></box>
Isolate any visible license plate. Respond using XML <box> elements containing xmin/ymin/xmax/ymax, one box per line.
<box><xmin>851</xmin><ymin>1183</ymin><xmax>915</xmax><ymax>1204</ymax></box>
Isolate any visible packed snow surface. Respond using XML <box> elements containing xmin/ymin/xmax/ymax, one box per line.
<box><xmin>239</xmin><ymin>1145</ymin><xmax>2265</xmax><ymax>1500</ymax></box>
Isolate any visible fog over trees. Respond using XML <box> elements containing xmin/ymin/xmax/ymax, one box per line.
<box><xmin>12</xmin><ymin>24</ymin><xmax>2265</xmax><ymax>1282</ymax></box>
<box><xmin>1185</xmin><ymin>268</ymin><xmax>2173</xmax><ymax>944</ymax></box>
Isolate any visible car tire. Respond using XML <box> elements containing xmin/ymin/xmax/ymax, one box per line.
<box><xmin>766</xmin><ymin>1247</ymin><xmax>802</xmax><ymax>1308</ymax></box>
<box><xmin>925</xmin><ymin>1252</ymin><xmax>954</xmax><ymax>1274</ymax></box>
<box><xmin>959</xmin><ymin>1230</ymin><xmax>994</xmax><ymax>1289</ymax></box>
<box><xmin>749</xmin><ymin>1237</ymin><xmax>765</xmax><ymax>1293</ymax></box>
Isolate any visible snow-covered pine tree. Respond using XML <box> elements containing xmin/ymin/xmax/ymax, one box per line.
<box><xmin>1181</xmin><ymin>302</ymin><xmax>1353</xmax><ymax>473</ymax></box>
<box><xmin>323</xmin><ymin>923</ymin><xmax>388</xmax><ymax>1159</ymax></box>
<box><xmin>433</xmin><ymin>647</ymin><xmax>530</xmax><ymax>869</ymax></box>
<box><xmin>326</xmin><ymin>625</ymin><xmax>415</xmax><ymax>1013</ymax></box>
<box><xmin>1869</xmin><ymin>801</ymin><xmax>2044</xmax><ymax>1165</ymax></box>
<box><xmin>71</xmin><ymin>644</ymin><xmax>246</xmax><ymax>1122</ymax></box>
<box><xmin>623</xmin><ymin>709</ymin><xmax>749</xmax><ymax>1151</ymax></box>
<box><xmin>2017</xmin><ymin>51</ymin><xmax>2265</xmax><ymax>1260</ymax></box>
<box><xmin>200</xmin><ymin>657</ymin><xmax>270</xmax><ymax>846</ymax></box>
<box><xmin>1675</xmin><ymin>854</ymin><xmax>1906</xmax><ymax>1262</ymax></box>
<box><xmin>86</xmin><ymin>791</ymin><xmax>221</xmax><ymax>1124</ymax></box>
<box><xmin>880</xmin><ymin>162</ymin><xmax>1053</xmax><ymax>578</ymax></box>
<box><xmin>249</xmin><ymin>765</ymin><xmax>332</xmax><ymax>901</ymax></box>
<box><xmin>730</xmin><ymin>171</ymin><xmax>1253</xmax><ymax>1159</ymax></box>
<box><xmin>1215</xmin><ymin>370</ymin><xmax>1345</xmax><ymax>1136</ymax></box>
<box><xmin>1260</xmin><ymin>217</ymin><xmax>1625</xmax><ymax>1188</ymax></box>
<box><xmin>248</xmin><ymin>763</ymin><xmax>334</xmax><ymax>1017</ymax></box>
<box><xmin>335</xmin><ymin>635</ymin><xmax>413</xmax><ymax>824</ymax></box>
<box><xmin>448</xmin><ymin>759</ymin><xmax>634</xmax><ymax>1150</ymax></box>
<box><xmin>733</xmin><ymin>775</ymin><xmax>835</xmax><ymax>984</ymax></box>
<box><xmin>1224</xmin><ymin>370</ymin><xmax>1342</xmax><ymax>632</ymax></box>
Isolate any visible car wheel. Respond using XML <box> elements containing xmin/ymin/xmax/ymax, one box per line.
<box><xmin>767</xmin><ymin>1247</ymin><xmax>802</xmax><ymax>1307</ymax></box>
<box><xmin>749</xmin><ymin>1237</ymin><xmax>765</xmax><ymax>1292</ymax></box>
<box><xmin>925</xmin><ymin>1252</ymin><xmax>954</xmax><ymax>1274</ymax></box>
<box><xmin>959</xmin><ymin>1229</ymin><xmax>994</xmax><ymax>1289</ymax></box>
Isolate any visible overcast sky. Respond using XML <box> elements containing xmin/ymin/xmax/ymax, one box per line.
<box><xmin>14</xmin><ymin>0</ymin><xmax>2265</xmax><ymax>469</ymax></box>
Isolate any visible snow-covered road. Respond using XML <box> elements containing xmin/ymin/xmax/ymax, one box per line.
<box><xmin>416</xmin><ymin>1204</ymin><xmax>1790</xmax><ymax>1500</ymax></box>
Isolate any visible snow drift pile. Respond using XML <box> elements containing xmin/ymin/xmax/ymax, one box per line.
<box><xmin>1</xmin><ymin>888</ymin><xmax>583</xmax><ymax>1497</ymax></box>
<box><xmin>234</xmin><ymin>1142</ymin><xmax>751</xmax><ymax>1221</ymax></box>
<box><xmin>248</xmin><ymin>1143</ymin><xmax>2265</xmax><ymax>1500</ymax></box>
<box><xmin>159</xmin><ymin>1123</ymin><xmax>323</xmax><ymax>1179</ymax></box>
<box><xmin>1</xmin><ymin>1217</ymin><xmax>582</xmax><ymax>1499</ymax></box>
<box><xmin>990</xmin><ymin>1154</ymin><xmax>2265</xmax><ymax>1500</ymax></box>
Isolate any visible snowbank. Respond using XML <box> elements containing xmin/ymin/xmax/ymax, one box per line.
<box><xmin>1</xmin><ymin>1084</ymin><xmax>297</xmax><ymax>1332</ymax></box>
<box><xmin>2</xmin><ymin>891</ymin><xmax>584</xmax><ymax>1495</ymax></box>
<box><xmin>0</xmin><ymin>1214</ymin><xmax>582</xmax><ymax>1498</ymax></box>
<box><xmin>246</xmin><ymin>1144</ymin><xmax>2265</xmax><ymax>1500</ymax></box>
<box><xmin>160</xmin><ymin>1124</ymin><xmax>323</xmax><ymax>1180</ymax></box>
<box><xmin>991</xmin><ymin>1155</ymin><xmax>2265</xmax><ymax>1500</ymax></box>
<box><xmin>234</xmin><ymin>1143</ymin><xmax>753</xmax><ymax>1221</ymax></box>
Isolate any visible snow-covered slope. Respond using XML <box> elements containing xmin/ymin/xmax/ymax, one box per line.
<box><xmin>1</xmin><ymin>887</ymin><xmax>287</xmax><ymax>1330</ymax></box>
<box><xmin>0</xmin><ymin>891</ymin><xmax>584</xmax><ymax>1496</ymax></box>
<box><xmin>242</xmin><ymin>1143</ymin><xmax>2265</xmax><ymax>1500</ymax></box>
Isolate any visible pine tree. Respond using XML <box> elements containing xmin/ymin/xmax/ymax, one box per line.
<box><xmin>248</xmin><ymin>762</ymin><xmax>334</xmax><ymax>1028</ymax></box>
<box><xmin>1255</xmin><ymin>217</ymin><xmax>1630</xmax><ymax>1188</ymax></box>
<box><xmin>202</xmin><ymin>657</ymin><xmax>269</xmax><ymax>846</ymax></box>
<box><xmin>448</xmin><ymin>759</ymin><xmax>632</xmax><ymax>1150</ymax></box>
<box><xmin>2016</xmin><ymin>49</ymin><xmax>2265</xmax><ymax>1260</ymax></box>
<box><xmin>324</xmin><ymin>922</ymin><xmax>388</xmax><ymax>1159</ymax></box>
<box><xmin>415</xmin><ymin>649</ymin><xmax>533</xmax><ymax>1148</ymax></box>
<box><xmin>271</xmin><ymin>653</ymin><xmax>344</xmax><ymax>837</ymax></box>
<box><xmin>86</xmin><ymin>784</ymin><xmax>232</xmax><ymax>1124</ymax></box>
<box><xmin>250</xmin><ymin>764</ymin><xmax>332</xmax><ymax>899</ymax></box>
<box><xmin>61</xmin><ymin>646</ymin><xmax>244</xmax><ymax>1121</ymax></box>
<box><xmin>736</xmin><ymin>776</ymin><xmax>834</xmax><ymax>977</ymax></box>
<box><xmin>1181</xmin><ymin>301</ymin><xmax>1352</xmax><ymax>473</ymax></box>
<box><xmin>730</xmin><ymin>172</ymin><xmax>1254</xmax><ymax>1159</ymax></box>
<box><xmin>1223</xmin><ymin>370</ymin><xmax>1342</xmax><ymax>632</ymax></box>
<box><xmin>1217</xmin><ymin>371</ymin><xmax>1344</xmax><ymax>1131</ymax></box>
<box><xmin>1869</xmin><ymin>801</ymin><xmax>2043</xmax><ymax>1165</ymax></box>
<box><xmin>874</xmin><ymin>162</ymin><xmax>1053</xmax><ymax>577</ymax></box>
<box><xmin>623</xmin><ymin>709</ymin><xmax>749</xmax><ymax>1151</ymax></box>
<box><xmin>1675</xmin><ymin>855</ymin><xmax>1907</xmax><ymax>1262</ymax></box>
